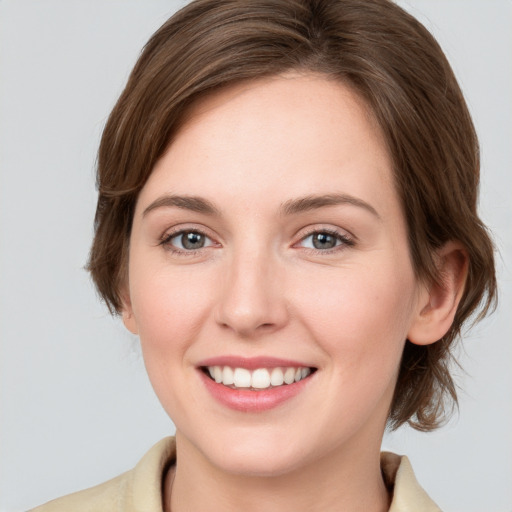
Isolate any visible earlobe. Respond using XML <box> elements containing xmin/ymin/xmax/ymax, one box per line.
<box><xmin>120</xmin><ymin>288</ymin><xmax>139</xmax><ymax>335</ymax></box>
<box><xmin>408</xmin><ymin>242</ymin><xmax>468</xmax><ymax>346</ymax></box>
<box><xmin>122</xmin><ymin>308</ymin><xmax>139</xmax><ymax>335</ymax></box>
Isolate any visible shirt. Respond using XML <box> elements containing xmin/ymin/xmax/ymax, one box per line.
<box><xmin>29</xmin><ymin>437</ymin><xmax>441</xmax><ymax>512</ymax></box>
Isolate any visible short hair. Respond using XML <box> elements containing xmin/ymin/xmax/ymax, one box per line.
<box><xmin>87</xmin><ymin>0</ymin><xmax>496</xmax><ymax>431</ymax></box>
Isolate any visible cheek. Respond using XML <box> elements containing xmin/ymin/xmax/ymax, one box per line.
<box><xmin>298</xmin><ymin>264</ymin><xmax>416</xmax><ymax>435</ymax></box>
<box><xmin>295</xmin><ymin>259</ymin><xmax>416</xmax><ymax>372</ymax></box>
<box><xmin>128</xmin><ymin>263</ymin><xmax>219</xmax><ymax>417</ymax></box>
<box><xmin>129</xmin><ymin>260</ymin><xmax>216</xmax><ymax>368</ymax></box>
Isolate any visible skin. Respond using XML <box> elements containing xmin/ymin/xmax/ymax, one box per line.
<box><xmin>122</xmin><ymin>73</ymin><xmax>467</xmax><ymax>512</ymax></box>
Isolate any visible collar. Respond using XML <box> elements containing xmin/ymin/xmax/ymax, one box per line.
<box><xmin>129</xmin><ymin>438</ymin><xmax>441</xmax><ymax>511</ymax></box>
<box><xmin>381</xmin><ymin>451</ymin><xmax>441</xmax><ymax>511</ymax></box>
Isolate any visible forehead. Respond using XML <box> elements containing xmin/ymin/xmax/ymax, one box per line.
<box><xmin>137</xmin><ymin>72</ymin><xmax>397</xmax><ymax>218</ymax></box>
<box><xmin>178</xmin><ymin>72</ymin><xmax>384</xmax><ymax>158</ymax></box>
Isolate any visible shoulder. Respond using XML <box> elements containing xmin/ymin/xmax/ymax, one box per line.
<box><xmin>28</xmin><ymin>472</ymin><xmax>129</xmax><ymax>512</ymax></box>
<box><xmin>29</xmin><ymin>437</ymin><xmax>176</xmax><ymax>512</ymax></box>
<box><xmin>381</xmin><ymin>452</ymin><xmax>442</xmax><ymax>512</ymax></box>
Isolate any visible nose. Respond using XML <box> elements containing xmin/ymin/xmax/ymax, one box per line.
<box><xmin>214</xmin><ymin>248</ymin><xmax>289</xmax><ymax>338</ymax></box>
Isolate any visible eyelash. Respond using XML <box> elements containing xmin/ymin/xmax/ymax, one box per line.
<box><xmin>295</xmin><ymin>228</ymin><xmax>355</xmax><ymax>254</ymax></box>
<box><xmin>159</xmin><ymin>227</ymin><xmax>355</xmax><ymax>256</ymax></box>
<box><xmin>159</xmin><ymin>227</ymin><xmax>216</xmax><ymax>256</ymax></box>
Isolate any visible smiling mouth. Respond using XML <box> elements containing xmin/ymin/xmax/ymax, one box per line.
<box><xmin>201</xmin><ymin>365</ymin><xmax>317</xmax><ymax>390</ymax></box>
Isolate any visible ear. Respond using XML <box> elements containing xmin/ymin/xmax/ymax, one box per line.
<box><xmin>407</xmin><ymin>241</ymin><xmax>468</xmax><ymax>346</ymax></box>
<box><xmin>120</xmin><ymin>286</ymin><xmax>139</xmax><ymax>335</ymax></box>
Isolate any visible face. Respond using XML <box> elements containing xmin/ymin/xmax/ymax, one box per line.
<box><xmin>123</xmin><ymin>73</ymin><xmax>427</xmax><ymax>477</ymax></box>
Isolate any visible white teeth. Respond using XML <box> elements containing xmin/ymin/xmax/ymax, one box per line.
<box><xmin>222</xmin><ymin>366</ymin><xmax>234</xmax><ymax>385</ymax></box>
<box><xmin>270</xmin><ymin>367</ymin><xmax>284</xmax><ymax>386</ymax></box>
<box><xmin>283</xmin><ymin>367</ymin><xmax>295</xmax><ymax>385</ymax></box>
<box><xmin>207</xmin><ymin>365</ymin><xmax>313</xmax><ymax>389</ymax></box>
<box><xmin>233</xmin><ymin>368</ymin><xmax>251</xmax><ymax>388</ymax></box>
<box><xmin>251</xmin><ymin>369</ymin><xmax>271</xmax><ymax>389</ymax></box>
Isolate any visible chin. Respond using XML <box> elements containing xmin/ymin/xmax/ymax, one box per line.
<box><xmin>211</xmin><ymin>446</ymin><xmax>306</xmax><ymax>478</ymax></box>
<box><xmin>183</xmin><ymin>424</ymin><xmax>313</xmax><ymax>478</ymax></box>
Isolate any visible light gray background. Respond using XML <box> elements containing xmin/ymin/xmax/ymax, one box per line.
<box><xmin>1</xmin><ymin>1</ymin><xmax>511</xmax><ymax>511</ymax></box>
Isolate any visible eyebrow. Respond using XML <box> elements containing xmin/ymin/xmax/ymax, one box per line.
<box><xmin>280</xmin><ymin>193</ymin><xmax>381</xmax><ymax>219</ymax></box>
<box><xmin>142</xmin><ymin>192</ymin><xmax>380</xmax><ymax>219</ymax></box>
<box><xmin>142</xmin><ymin>195</ymin><xmax>220</xmax><ymax>217</ymax></box>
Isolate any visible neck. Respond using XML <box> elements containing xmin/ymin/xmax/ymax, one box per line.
<box><xmin>166</xmin><ymin>431</ymin><xmax>390</xmax><ymax>512</ymax></box>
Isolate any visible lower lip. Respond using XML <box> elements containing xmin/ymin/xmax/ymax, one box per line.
<box><xmin>199</xmin><ymin>371</ymin><xmax>313</xmax><ymax>412</ymax></box>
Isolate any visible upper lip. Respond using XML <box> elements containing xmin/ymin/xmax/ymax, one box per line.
<box><xmin>197</xmin><ymin>356</ymin><xmax>316</xmax><ymax>370</ymax></box>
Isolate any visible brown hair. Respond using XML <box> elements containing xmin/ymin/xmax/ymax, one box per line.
<box><xmin>87</xmin><ymin>0</ymin><xmax>496</xmax><ymax>430</ymax></box>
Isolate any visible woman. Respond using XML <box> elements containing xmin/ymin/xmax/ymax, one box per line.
<box><xmin>30</xmin><ymin>0</ymin><xmax>496</xmax><ymax>510</ymax></box>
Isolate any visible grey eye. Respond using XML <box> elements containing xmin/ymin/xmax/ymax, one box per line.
<box><xmin>169</xmin><ymin>231</ymin><xmax>213</xmax><ymax>250</ymax></box>
<box><xmin>298</xmin><ymin>232</ymin><xmax>341</xmax><ymax>250</ymax></box>
<box><xmin>182</xmin><ymin>232</ymin><xmax>205</xmax><ymax>249</ymax></box>
<box><xmin>310</xmin><ymin>232</ymin><xmax>338</xmax><ymax>249</ymax></box>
